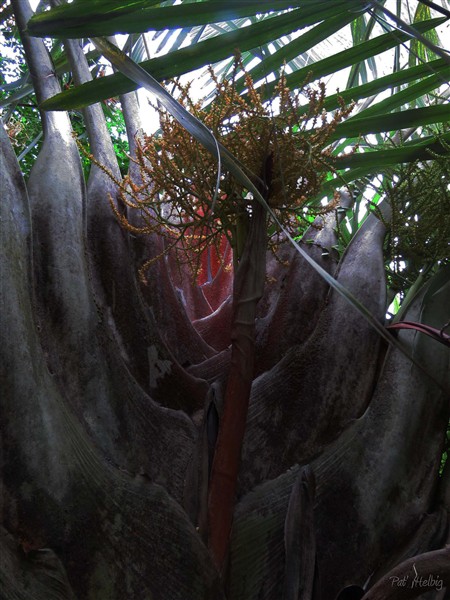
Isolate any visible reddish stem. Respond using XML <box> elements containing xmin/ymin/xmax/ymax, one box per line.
<box><xmin>207</xmin><ymin>200</ymin><xmax>267</xmax><ymax>569</ymax></box>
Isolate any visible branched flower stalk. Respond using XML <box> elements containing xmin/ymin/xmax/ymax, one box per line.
<box><xmin>95</xmin><ymin>60</ymin><xmax>354</xmax><ymax>283</ymax></box>
<box><xmin>368</xmin><ymin>145</ymin><xmax>450</xmax><ymax>313</ymax></box>
<box><xmin>386</xmin><ymin>153</ymin><xmax>450</xmax><ymax>285</ymax></box>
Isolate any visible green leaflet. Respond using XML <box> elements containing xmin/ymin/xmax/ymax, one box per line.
<box><xmin>330</xmin><ymin>104</ymin><xmax>450</xmax><ymax>140</ymax></box>
<box><xmin>332</xmin><ymin>131</ymin><xmax>450</xmax><ymax>171</ymax></box>
<box><xmin>28</xmin><ymin>0</ymin><xmax>312</xmax><ymax>37</ymax></box>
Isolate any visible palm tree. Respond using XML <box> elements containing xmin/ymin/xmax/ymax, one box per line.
<box><xmin>1</xmin><ymin>0</ymin><xmax>449</xmax><ymax>598</ymax></box>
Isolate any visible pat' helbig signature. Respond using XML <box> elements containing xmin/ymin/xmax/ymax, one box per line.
<box><xmin>389</xmin><ymin>563</ymin><xmax>443</xmax><ymax>591</ymax></box>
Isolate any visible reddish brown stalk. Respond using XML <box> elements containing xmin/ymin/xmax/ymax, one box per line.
<box><xmin>207</xmin><ymin>199</ymin><xmax>267</xmax><ymax>569</ymax></box>
<box><xmin>386</xmin><ymin>321</ymin><xmax>450</xmax><ymax>347</ymax></box>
